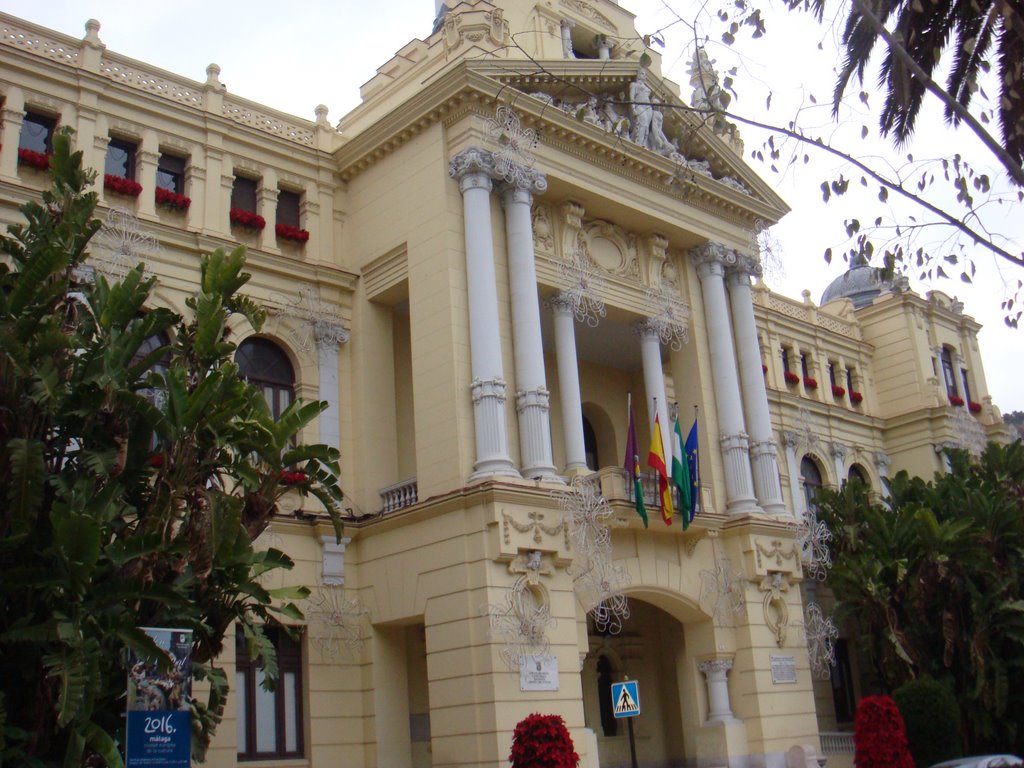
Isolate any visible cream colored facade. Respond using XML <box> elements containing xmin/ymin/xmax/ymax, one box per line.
<box><xmin>0</xmin><ymin>3</ymin><xmax>1009</xmax><ymax>768</ymax></box>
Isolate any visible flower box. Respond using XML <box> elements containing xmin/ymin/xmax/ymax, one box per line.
<box><xmin>803</xmin><ymin>377</ymin><xmax>818</xmax><ymax>389</ymax></box>
<box><xmin>968</xmin><ymin>400</ymin><xmax>982</xmax><ymax>413</ymax></box>
<box><xmin>275</xmin><ymin>223</ymin><xmax>310</xmax><ymax>243</ymax></box>
<box><xmin>103</xmin><ymin>173</ymin><xmax>142</xmax><ymax>197</ymax></box>
<box><xmin>831</xmin><ymin>385</ymin><xmax>846</xmax><ymax>397</ymax></box>
<box><xmin>155</xmin><ymin>187</ymin><xmax>191</xmax><ymax>211</ymax></box>
<box><xmin>762</xmin><ymin>364</ymin><xmax>768</xmax><ymax>374</ymax></box>
<box><xmin>948</xmin><ymin>395</ymin><xmax>965</xmax><ymax>407</ymax></box>
<box><xmin>229</xmin><ymin>207</ymin><xmax>266</xmax><ymax>231</ymax></box>
<box><xmin>850</xmin><ymin>391</ymin><xmax>864</xmax><ymax>404</ymax></box>
<box><xmin>17</xmin><ymin>148</ymin><xmax>50</xmax><ymax>170</ymax></box>
<box><xmin>784</xmin><ymin>371</ymin><xmax>800</xmax><ymax>385</ymax></box>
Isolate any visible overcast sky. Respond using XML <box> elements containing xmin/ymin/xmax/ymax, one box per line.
<box><xmin>5</xmin><ymin>0</ymin><xmax>1022</xmax><ymax>413</ymax></box>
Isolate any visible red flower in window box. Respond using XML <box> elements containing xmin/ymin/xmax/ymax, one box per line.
<box><xmin>275</xmin><ymin>223</ymin><xmax>310</xmax><ymax>243</ymax></box>
<box><xmin>803</xmin><ymin>377</ymin><xmax>818</xmax><ymax>389</ymax></box>
<box><xmin>229</xmin><ymin>207</ymin><xmax>266</xmax><ymax>231</ymax></box>
<box><xmin>509</xmin><ymin>713</ymin><xmax>579</xmax><ymax>768</ymax></box>
<box><xmin>784</xmin><ymin>371</ymin><xmax>800</xmax><ymax>385</ymax></box>
<box><xmin>17</xmin><ymin>148</ymin><xmax>50</xmax><ymax>170</ymax></box>
<box><xmin>831</xmin><ymin>385</ymin><xmax>846</xmax><ymax>397</ymax></box>
<box><xmin>762</xmin><ymin>364</ymin><xmax>768</xmax><ymax>374</ymax></box>
<box><xmin>279</xmin><ymin>470</ymin><xmax>307</xmax><ymax>486</ymax></box>
<box><xmin>850</xmin><ymin>391</ymin><xmax>864</xmax><ymax>404</ymax></box>
<box><xmin>103</xmin><ymin>173</ymin><xmax>143</xmax><ymax>197</ymax></box>
<box><xmin>968</xmin><ymin>400</ymin><xmax>982</xmax><ymax>413</ymax></box>
<box><xmin>948</xmin><ymin>394</ymin><xmax>965</xmax><ymax>407</ymax></box>
<box><xmin>155</xmin><ymin>187</ymin><xmax>191</xmax><ymax>211</ymax></box>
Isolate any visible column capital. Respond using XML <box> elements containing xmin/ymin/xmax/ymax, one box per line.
<box><xmin>632</xmin><ymin>318</ymin><xmax>662</xmax><ymax>342</ymax></box>
<box><xmin>830</xmin><ymin>441</ymin><xmax>849</xmax><ymax>460</ymax></box>
<box><xmin>314</xmin><ymin>320</ymin><xmax>350</xmax><ymax>347</ymax></box>
<box><xmin>690</xmin><ymin>241</ymin><xmax>738</xmax><ymax>276</ymax></box>
<box><xmin>547</xmin><ymin>292</ymin><xmax>576</xmax><ymax>315</ymax></box>
<box><xmin>873</xmin><ymin>450</ymin><xmax>891</xmax><ymax>473</ymax></box>
<box><xmin>499</xmin><ymin>167</ymin><xmax>547</xmax><ymax>199</ymax></box>
<box><xmin>782</xmin><ymin>429</ymin><xmax>801</xmax><ymax>448</ymax></box>
<box><xmin>698</xmin><ymin>658</ymin><xmax>734</xmax><ymax>677</ymax></box>
<box><xmin>448</xmin><ymin>147</ymin><xmax>496</xmax><ymax>193</ymax></box>
<box><xmin>726</xmin><ymin>252</ymin><xmax>763</xmax><ymax>282</ymax></box>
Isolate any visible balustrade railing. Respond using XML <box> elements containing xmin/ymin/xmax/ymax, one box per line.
<box><xmin>819</xmin><ymin>732</ymin><xmax>854</xmax><ymax>755</ymax></box>
<box><xmin>379</xmin><ymin>477</ymin><xmax>418</xmax><ymax>514</ymax></box>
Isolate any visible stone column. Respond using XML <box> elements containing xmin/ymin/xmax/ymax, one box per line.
<box><xmin>691</xmin><ymin>242</ymin><xmax>758</xmax><ymax>515</ymax></box>
<box><xmin>698</xmin><ymin>659</ymin><xmax>738</xmax><ymax>723</ymax></box>
<box><xmin>549</xmin><ymin>293</ymin><xmax>588</xmax><ymax>473</ymax></box>
<box><xmin>501</xmin><ymin>178</ymin><xmax>559</xmax><ymax>481</ymax></box>
<box><xmin>257</xmin><ymin>172</ymin><xmax>279</xmax><ymax>252</ymax></box>
<box><xmin>635</xmin><ymin>320</ymin><xmax>671</xmax><ymax>454</ymax></box>
<box><xmin>316</xmin><ymin>322</ymin><xmax>349</xmax><ymax>453</ymax></box>
<box><xmin>448</xmin><ymin>148</ymin><xmax>519</xmax><ymax>480</ymax></box>
<box><xmin>726</xmin><ymin>258</ymin><xmax>787</xmax><ymax>516</ymax></box>
<box><xmin>830</xmin><ymin>441</ymin><xmax>848</xmax><ymax>485</ymax></box>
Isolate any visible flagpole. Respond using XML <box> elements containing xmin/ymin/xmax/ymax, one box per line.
<box><xmin>693</xmin><ymin>405</ymin><xmax>700</xmax><ymax>516</ymax></box>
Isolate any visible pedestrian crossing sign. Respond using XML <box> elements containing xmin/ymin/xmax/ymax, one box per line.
<box><xmin>611</xmin><ymin>680</ymin><xmax>640</xmax><ymax>718</ymax></box>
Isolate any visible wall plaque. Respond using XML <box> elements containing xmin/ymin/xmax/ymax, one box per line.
<box><xmin>770</xmin><ymin>654</ymin><xmax>797</xmax><ymax>684</ymax></box>
<box><xmin>520</xmin><ymin>654</ymin><xmax>559</xmax><ymax>691</ymax></box>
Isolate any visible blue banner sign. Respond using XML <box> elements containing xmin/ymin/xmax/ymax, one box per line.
<box><xmin>126</xmin><ymin>627</ymin><xmax>192</xmax><ymax>768</ymax></box>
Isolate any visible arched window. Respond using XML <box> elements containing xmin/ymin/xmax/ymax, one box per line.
<box><xmin>801</xmin><ymin>455</ymin><xmax>824</xmax><ymax>513</ymax></box>
<box><xmin>847</xmin><ymin>464</ymin><xmax>868</xmax><ymax>487</ymax></box>
<box><xmin>583</xmin><ymin>416</ymin><xmax>599</xmax><ymax>471</ymax></box>
<box><xmin>596</xmin><ymin>655</ymin><xmax>617</xmax><ymax>737</ymax></box>
<box><xmin>236</xmin><ymin>338</ymin><xmax>294</xmax><ymax>419</ymax></box>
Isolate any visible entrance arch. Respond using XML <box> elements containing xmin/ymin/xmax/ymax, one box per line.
<box><xmin>582</xmin><ymin>597</ymin><xmax>711</xmax><ymax>768</ymax></box>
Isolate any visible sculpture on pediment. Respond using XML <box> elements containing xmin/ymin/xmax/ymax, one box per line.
<box><xmin>629</xmin><ymin>68</ymin><xmax>654</xmax><ymax>147</ymax></box>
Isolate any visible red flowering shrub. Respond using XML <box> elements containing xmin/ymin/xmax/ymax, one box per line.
<box><xmin>17</xmin><ymin>148</ymin><xmax>50</xmax><ymax>170</ymax></box>
<box><xmin>784</xmin><ymin>371</ymin><xmax>800</xmax><ymax>385</ymax></box>
<box><xmin>850</xmin><ymin>391</ymin><xmax>864</xmax><ymax>404</ymax></box>
<box><xmin>155</xmin><ymin>187</ymin><xmax>191</xmax><ymax>211</ymax></box>
<box><xmin>832</xmin><ymin>385</ymin><xmax>846</xmax><ymax>397</ymax></box>
<box><xmin>968</xmin><ymin>401</ymin><xmax>982</xmax><ymax>413</ymax></box>
<box><xmin>853</xmin><ymin>695</ymin><xmax>913</xmax><ymax>768</ymax></box>
<box><xmin>147</xmin><ymin>453</ymin><xmax>166</xmax><ymax>468</ymax></box>
<box><xmin>103</xmin><ymin>174</ymin><xmax>142</xmax><ymax>197</ymax></box>
<box><xmin>279</xmin><ymin>470</ymin><xmax>307</xmax><ymax>486</ymax></box>
<box><xmin>275</xmin><ymin>223</ymin><xmax>310</xmax><ymax>243</ymax></box>
<box><xmin>948</xmin><ymin>395</ymin><xmax>965</xmax><ymax>407</ymax></box>
<box><xmin>229</xmin><ymin>207</ymin><xmax>266</xmax><ymax>231</ymax></box>
<box><xmin>803</xmin><ymin>376</ymin><xmax>819</xmax><ymax>389</ymax></box>
<box><xmin>509</xmin><ymin>713</ymin><xmax>579</xmax><ymax>768</ymax></box>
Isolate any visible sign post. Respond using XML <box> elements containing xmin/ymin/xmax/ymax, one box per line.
<box><xmin>611</xmin><ymin>678</ymin><xmax>640</xmax><ymax>768</ymax></box>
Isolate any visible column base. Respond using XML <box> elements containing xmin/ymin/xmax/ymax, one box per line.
<box><xmin>469</xmin><ymin>460</ymin><xmax>522</xmax><ymax>482</ymax></box>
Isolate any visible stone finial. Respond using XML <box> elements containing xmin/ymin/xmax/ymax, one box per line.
<box><xmin>205</xmin><ymin>63</ymin><xmax>225</xmax><ymax>91</ymax></box>
<box><xmin>83</xmin><ymin>19</ymin><xmax>103</xmax><ymax>46</ymax></box>
<box><xmin>315</xmin><ymin>104</ymin><xmax>330</xmax><ymax>127</ymax></box>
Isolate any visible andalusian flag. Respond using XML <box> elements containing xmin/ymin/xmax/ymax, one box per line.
<box><xmin>672</xmin><ymin>414</ymin><xmax>692</xmax><ymax>529</ymax></box>
<box><xmin>624</xmin><ymin>396</ymin><xmax>648</xmax><ymax>528</ymax></box>
<box><xmin>648</xmin><ymin>412</ymin><xmax>674</xmax><ymax>525</ymax></box>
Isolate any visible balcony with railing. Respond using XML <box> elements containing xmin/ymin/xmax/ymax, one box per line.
<box><xmin>379</xmin><ymin>476</ymin><xmax>418</xmax><ymax>514</ymax></box>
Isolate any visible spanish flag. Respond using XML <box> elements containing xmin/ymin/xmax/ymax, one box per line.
<box><xmin>648</xmin><ymin>412</ymin><xmax>674</xmax><ymax>525</ymax></box>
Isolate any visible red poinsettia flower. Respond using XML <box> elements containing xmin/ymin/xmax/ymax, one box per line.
<box><xmin>229</xmin><ymin>208</ymin><xmax>266</xmax><ymax>231</ymax></box>
<box><xmin>155</xmin><ymin>187</ymin><xmax>191</xmax><ymax>211</ymax></box>
<box><xmin>275</xmin><ymin>223</ymin><xmax>310</xmax><ymax>243</ymax></box>
<box><xmin>104</xmin><ymin>174</ymin><xmax>143</xmax><ymax>197</ymax></box>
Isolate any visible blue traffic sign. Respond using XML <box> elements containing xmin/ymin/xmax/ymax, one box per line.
<box><xmin>611</xmin><ymin>680</ymin><xmax>640</xmax><ymax>718</ymax></box>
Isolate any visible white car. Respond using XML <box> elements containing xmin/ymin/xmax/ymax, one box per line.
<box><xmin>930</xmin><ymin>756</ymin><xmax>1023</xmax><ymax>768</ymax></box>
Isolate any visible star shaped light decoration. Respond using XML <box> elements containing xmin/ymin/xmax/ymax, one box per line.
<box><xmin>788</xmin><ymin>508</ymin><xmax>833</xmax><ymax>582</ymax></box>
<box><xmin>699</xmin><ymin>555</ymin><xmax>748</xmax><ymax>627</ymax></box>
<box><xmin>304</xmin><ymin>582</ymin><xmax>370</xmax><ymax>660</ymax></box>
<box><xmin>482</xmin><ymin>574</ymin><xmax>556</xmax><ymax>671</ymax></box>
<box><xmin>555</xmin><ymin>248</ymin><xmax>607</xmax><ymax>328</ymax></box>
<box><xmin>800</xmin><ymin>601</ymin><xmax>839</xmax><ymax>679</ymax></box>
<box><xmin>644</xmin><ymin>287</ymin><xmax>691</xmax><ymax>351</ymax></box>
<box><xmin>93</xmin><ymin>207</ymin><xmax>160</xmax><ymax>278</ymax></box>
<box><xmin>574</xmin><ymin>558</ymin><xmax>632</xmax><ymax>634</ymax></box>
<box><xmin>485</xmin><ymin>105</ymin><xmax>539</xmax><ymax>188</ymax></box>
<box><xmin>267</xmin><ymin>285</ymin><xmax>348</xmax><ymax>354</ymax></box>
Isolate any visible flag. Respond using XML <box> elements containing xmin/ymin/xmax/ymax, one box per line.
<box><xmin>648</xmin><ymin>412</ymin><xmax>674</xmax><ymax>525</ymax></box>
<box><xmin>624</xmin><ymin>396</ymin><xmax>648</xmax><ymax>528</ymax></box>
<box><xmin>672</xmin><ymin>414</ymin><xmax>692</xmax><ymax>529</ymax></box>
<box><xmin>685</xmin><ymin>415</ymin><xmax>700</xmax><ymax>524</ymax></box>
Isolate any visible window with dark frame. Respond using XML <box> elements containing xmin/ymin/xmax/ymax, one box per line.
<box><xmin>800</xmin><ymin>353</ymin><xmax>809</xmax><ymax>379</ymax></box>
<box><xmin>801</xmin><ymin>455</ymin><xmax>824</xmax><ymax>513</ymax></box>
<box><xmin>156</xmin><ymin>153</ymin><xmax>187</xmax><ymax>193</ymax></box>
<box><xmin>828</xmin><ymin>361</ymin><xmax>837</xmax><ymax>388</ymax></box>
<box><xmin>19</xmin><ymin>111</ymin><xmax>56</xmax><ymax>154</ymax></box>
<box><xmin>781</xmin><ymin>347</ymin><xmax>791</xmax><ymax>372</ymax></box>
<box><xmin>960</xmin><ymin>369</ymin><xmax>972</xmax><ymax>403</ymax></box>
<box><xmin>231</xmin><ymin>176</ymin><xmax>259</xmax><ymax>213</ymax></box>
<box><xmin>235</xmin><ymin>626</ymin><xmax>303</xmax><ymax>761</ymax></box>
<box><xmin>276</xmin><ymin>189</ymin><xmax>301</xmax><ymax>229</ymax></box>
<box><xmin>940</xmin><ymin>347</ymin><xmax>958</xmax><ymax>397</ymax></box>
<box><xmin>236</xmin><ymin>338</ymin><xmax>294</xmax><ymax>419</ymax></box>
<box><xmin>583</xmin><ymin>416</ymin><xmax>599</xmax><ymax>472</ymax></box>
<box><xmin>105</xmin><ymin>137</ymin><xmax>137</xmax><ymax>180</ymax></box>
<box><xmin>846</xmin><ymin>367</ymin><xmax>854</xmax><ymax>394</ymax></box>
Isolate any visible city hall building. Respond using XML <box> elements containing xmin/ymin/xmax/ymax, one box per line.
<box><xmin>0</xmin><ymin>2</ymin><xmax>1009</xmax><ymax>766</ymax></box>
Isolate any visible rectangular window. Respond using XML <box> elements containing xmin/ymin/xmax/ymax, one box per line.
<box><xmin>236</xmin><ymin>626</ymin><xmax>303</xmax><ymax>761</ymax></box>
<box><xmin>231</xmin><ymin>176</ymin><xmax>259</xmax><ymax>213</ymax></box>
<box><xmin>846</xmin><ymin>367</ymin><xmax>855</xmax><ymax>393</ymax></box>
<box><xmin>800</xmin><ymin>353</ymin><xmax>809</xmax><ymax>379</ymax></box>
<box><xmin>960</xmin><ymin>369</ymin><xmax>972</xmax><ymax>403</ymax></box>
<box><xmin>105</xmin><ymin>137</ymin><xmax>137</xmax><ymax>179</ymax></box>
<box><xmin>276</xmin><ymin>190</ymin><xmax>301</xmax><ymax>228</ymax></box>
<box><xmin>940</xmin><ymin>348</ymin><xmax>958</xmax><ymax>396</ymax></box>
<box><xmin>19</xmin><ymin>111</ymin><xmax>56</xmax><ymax>154</ymax></box>
<box><xmin>828</xmin><ymin>361</ymin><xmax>837</xmax><ymax>388</ymax></box>
<box><xmin>781</xmin><ymin>347</ymin><xmax>790</xmax><ymax>372</ymax></box>
<box><xmin>156</xmin><ymin>153</ymin><xmax>187</xmax><ymax>193</ymax></box>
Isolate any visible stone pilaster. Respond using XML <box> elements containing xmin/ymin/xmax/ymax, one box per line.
<box><xmin>315</xmin><ymin>321</ymin><xmax>349</xmax><ymax>453</ymax></box>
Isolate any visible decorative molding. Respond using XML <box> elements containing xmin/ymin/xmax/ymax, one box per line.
<box><xmin>267</xmin><ymin>285</ymin><xmax>349</xmax><ymax>354</ymax></box>
<box><xmin>759</xmin><ymin>572</ymin><xmax>792</xmax><ymax>647</ymax></box>
<box><xmin>501</xmin><ymin>509</ymin><xmax>566</xmax><ymax>547</ymax></box>
<box><xmin>754</xmin><ymin>539</ymin><xmax>799</xmax><ymax>573</ymax></box>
